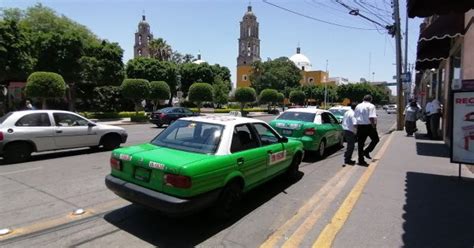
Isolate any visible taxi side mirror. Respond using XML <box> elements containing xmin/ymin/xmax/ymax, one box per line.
<box><xmin>279</xmin><ymin>136</ymin><xmax>288</xmax><ymax>143</ymax></box>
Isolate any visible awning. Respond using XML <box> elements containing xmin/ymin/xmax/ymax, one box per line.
<box><xmin>415</xmin><ymin>14</ymin><xmax>464</xmax><ymax>70</ymax></box>
<box><xmin>408</xmin><ymin>0</ymin><xmax>474</xmax><ymax>18</ymax></box>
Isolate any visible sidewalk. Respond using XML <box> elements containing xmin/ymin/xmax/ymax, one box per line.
<box><xmin>92</xmin><ymin>112</ymin><xmax>276</xmax><ymax>126</ymax></box>
<box><xmin>333</xmin><ymin>121</ymin><xmax>474</xmax><ymax>247</ymax></box>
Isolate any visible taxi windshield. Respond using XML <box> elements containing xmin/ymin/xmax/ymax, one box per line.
<box><xmin>151</xmin><ymin>120</ymin><xmax>224</xmax><ymax>154</ymax></box>
<box><xmin>277</xmin><ymin>112</ymin><xmax>315</xmax><ymax>122</ymax></box>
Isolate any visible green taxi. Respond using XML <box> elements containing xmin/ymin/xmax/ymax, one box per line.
<box><xmin>270</xmin><ymin>108</ymin><xmax>343</xmax><ymax>157</ymax></box>
<box><xmin>328</xmin><ymin>106</ymin><xmax>351</xmax><ymax>123</ymax></box>
<box><xmin>105</xmin><ymin>116</ymin><xmax>304</xmax><ymax>217</ymax></box>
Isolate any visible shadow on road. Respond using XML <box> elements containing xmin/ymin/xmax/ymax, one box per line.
<box><xmin>402</xmin><ymin>172</ymin><xmax>474</xmax><ymax>248</ymax></box>
<box><xmin>0</xmin><ymin>147</ymin><xmax>111</xmax><ymax>166</ymax></box>
<box><xmin>303</xmin><ymin>145</ymin><xmax>343</xmax><ymax>163</ymax></box>
<box><xmin>104</xmin><ymin>172</ymin><xmax>303</xmax><ymax>247</ymax></box>
<box><xmin>415</xmin><ymin>142</ymin><xmax>450</xmax><ymax>158</ymax></box>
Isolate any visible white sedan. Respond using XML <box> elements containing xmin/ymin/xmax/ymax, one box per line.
<box><xmin>0</xmin><ymin>110</ymin><xmax>128</xmax><ymax>163</ymax></box>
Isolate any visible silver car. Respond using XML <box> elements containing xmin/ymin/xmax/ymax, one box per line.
<box><xmin>0</xmin><ymin>110</ymin><xmax>128</xmax><ymax>163</ymax></box>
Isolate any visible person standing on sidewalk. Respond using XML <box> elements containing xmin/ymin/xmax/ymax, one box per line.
<box><xmin>424</xmin><ymin>98</ymin><xmax>433</xmax><ymax>138</ymax></box>
<box><xmin>429</xmin><ymin>98</ymin><xmax>442</xmax><ymax>140</ymax></box>
<box><xmin>354</xmin><ymin>95</ymin><xmax>379</xmax><ymax>166</ymax></box>
<box><xmin>404</xmin><ymin>101</ymin><xmax>420</xmax><ymax>136</ymax></box>
<box><xmin>342</xmin><ymin>103</ymin><xmax>357</xmax><ymax>165</ymax></box>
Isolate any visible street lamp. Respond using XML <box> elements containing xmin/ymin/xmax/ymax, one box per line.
<box><xmin>176</xmin><ymin>74</ymin><xmax>182</xmax><ymax>106</ymax></box>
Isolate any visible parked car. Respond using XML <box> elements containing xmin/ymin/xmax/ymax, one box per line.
<box><xmin>328</xmin><ymin>106</ymin><xmax>351</xmax><ymax>123</ymax></box>
<box><xmin>0</xmin><ymin>110</ymin><xmax>127</xmax><ymax>163</ymax></box>
<box><xmin>269</xmin><ymin>108</ymin><xmax>343</xmax><ymax>158</ymax></box>
<box><xmin>105</xmin><ymin>116</ymin><xmax>304</xmax><ymax>217</ymax></box>
<box><xmin>382</xmin><ymin>105</ymin><xmax>389</xmax><ymax>110</ymax></box>
<box><xmin>150</xmin><ymin>107</ymin><xmax>197</xmax><ymax>127</ymax></box>
<box><xmin>386</xmin><ymin>104</ymin><xmax>397</xmax><ymax>114</ymax></box>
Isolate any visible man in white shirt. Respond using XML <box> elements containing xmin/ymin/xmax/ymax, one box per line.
<box><xmin>354</xmin><ymin>95</ymin><xmax>379</xmax><ymax>166</ymax></box>
<box><xmin>424</xmin><ymin>98</ymin><xmax>434</xmax><ymax>138</ymax></box>
<box><xmin>342</xmin><ymin>103</ymin><xmax>357</xmax><ymax>165</ymax></box>
<box><xmin>429</xmin><ymin>98</ymin><xmax>442</xmax><ymax>140</ymax></box>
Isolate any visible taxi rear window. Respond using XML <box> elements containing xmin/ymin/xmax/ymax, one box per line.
<box><xmin>151</xmin><ymin>120</ymin><xmax>224</xmax><ymax>154</ymax></box>
<box><xmin>277</xmin><ymin>112</ymin><xmax>315</xmax><ymax>122</ymax></box>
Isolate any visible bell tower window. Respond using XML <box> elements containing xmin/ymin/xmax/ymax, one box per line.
<box><xmin>138</xmin><ymin>49</ymin><xmax>142</xmax><ymax>56</ymax></box>
<box><xmin>138</xmin><ymin>35</ymin><xmax>142</xmax><ymax>45</ymax></box>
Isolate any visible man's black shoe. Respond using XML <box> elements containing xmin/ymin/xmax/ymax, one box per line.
<box><xmin>358</xmin><ymin>161</ymin><xmax>369</xmax><ymax>166</ymax></box>
<box><xmin>364</xmin><ymin>152</ymin><xmax>372</xmax><ymax>159</ymax></box>
<box><xmin>345</xmin><ymin>160</ymin><xmax>356</xmax><ymax>165</ymax></box>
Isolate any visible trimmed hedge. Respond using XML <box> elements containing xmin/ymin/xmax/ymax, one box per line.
<box><xmin>81</xmin><ymin>111</ymin><xmax>147</xmax><ymax>119</ymax></box>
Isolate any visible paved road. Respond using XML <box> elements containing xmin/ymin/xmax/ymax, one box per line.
<box><xmin>0</xmin><ymin>110</ymin><xmax>396</xmax><ymax>247</ymax></box>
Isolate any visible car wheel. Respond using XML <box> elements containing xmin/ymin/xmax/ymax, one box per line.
<box><xmin>214</xmin><ymin>181</ymin><xmax>243</xmax><ymax>219</ymax></box>
<box><xmin>318</xmin><ymin>139</ymin><xmax>326</xmax><ymax>158</ymax></box>
<box><xmin>4</xmin><ymin>142</ymin><xmax>32</xmax><ymax>163</ymax></box>
<box><xmin>101</xmin><ymin>134</ymin><xmax>121</xmax><ymax>151</ymax></box>
<box><xmin>155</xmin><ymin>123</ymin><xmax>163</xmax><ymax>128</ymax></box>
<box><xmin>286</xmin><ymin>152</ymin><xmax>302</xmax><ymax>180</ymax></box>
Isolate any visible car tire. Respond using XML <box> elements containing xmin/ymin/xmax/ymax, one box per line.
<box><xmin>155</xmin><ymin>123</ymin><xmax>163</xmax><ymax>128</ymax></box>
<box><xmin>318</xmin><ymin>139</ymin><xmax>326</xmax><ymax>158</ymax></box>
<box><xmin>101</xmin><ymin>134</ymin><xmax>121</xmax><ymax>151</ymax></box>
<box><xmin>213</xmin><ymin>181</ymin><xmax>243</xmax><ymax>219</ymax></box>
<box><xmin>4</xmin><ymin>142</ymin><xmax>32</xmax><ymax>163</ymax></box>
<box><xmin>286</xmin><ymin>152</ymin><xmax>302</xmax><ymax>180</ymax></box>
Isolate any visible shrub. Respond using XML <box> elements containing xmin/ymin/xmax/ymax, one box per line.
<box><xmin>188</xmin><ymin>82</ymin><xmax>213</xmax><ymax>112</ymax></box>
<box><xmin>259</xmin><ymin>89</ymin><xmax>278</xmax><ymax>112</ymax></box>
<box><xmin>121</xmin><ymin>79</ymin><xmax>150</xmax><ymax>114</ymax></box>
<box><xmin>290</xmin><ymin>90</ymin><xmax>306</xmax><ymax>105</ymax></box>
<box><xmin>149</xmin><ymin>81</ymin><xmax>171</xmax><ymax>110</ymax></box>
<box><xmin>25</xmin><ymin>71</ymin><xmax>67</xmax><ymax>109</ymax></box>
<box><xmin>234</xmin><ymin>87</ymin><xmax>257</xmax><ymax>116</ymax></box>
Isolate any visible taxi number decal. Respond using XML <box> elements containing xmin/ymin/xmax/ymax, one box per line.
<box><xmin>119</xmin><ymin>154</ymin><xmax>132</xmax><ymax>161</ymax></box>
<box><xmin>149</xmin><ymin>161</ymin><xmax>165</xmax><ymax>170</ymax></box>
<box><xmin>269</xmin><ymin>151</ymin><xmax>286</xmax><ymax>165</ymax></box>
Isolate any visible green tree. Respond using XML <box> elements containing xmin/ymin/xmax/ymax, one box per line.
<box><xmin>289</xmin><ymin>90</ymin><xmax>306</xmax><ymax>105</ymax></box>
<box><xmin>276</xmin><ymin>92</ymin><xmax>285</xmax><ymax>109</ymax></box>
<box><xmin>121</xmin><ymin>79</ymin><xmax>150</xmax><ymax>115</ymax></box>
<box><xmin>126</xmin><ymin>58</ymin><xmax>177</xmax><ymax>104</ymax></box>
<box><xmin>25</xmin><ymin>71</ymin><xmax>67</xmax><ymax>109</ymax></box>
<box><xmin>179</xmin><ymin>62</ymin><xmax>214</xmax><ymax>95</ymax></box>
<box><xmin>212</xmin><ymin>77</ymin><xmax>230</xmax><ymax>108</ymax></box>
<box><xmin>234</xmin><ymin>87</ymin><xmax>257</xmax><ymax>116</ymax></box>
<box><xmin>259</xmin><ymin>89</ymin><xmax>278</xmax><ymax>112</ymax></box>
<box><xmin>337</xmin><ymin>83</ymin><xmax>389</xmax><ymax>105</ymax></box>
<box><xmin>0</xmin><ymin>18</ymin><xmax>34</xmax><ymax>85</ymax></box>
<box><xmin>149</xmin><ymin>81</ymin><xmax>171</xmax><ymax>111</ymax></box>
<box><xmin>149</xmin><ymin>38</ymin><xmax>172</xmax><ymax>62</ymax></box>
<box><xmin>188</xmin><ymin>82</ymin><xmax>213</xmax><ymax>113</ymax></box>
<box><xmin>250</xmin><ymin>57</ymin><xmax>302</xmax><ymax>94</ymax></box>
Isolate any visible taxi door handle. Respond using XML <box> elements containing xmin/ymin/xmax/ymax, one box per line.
<box><xmin>237</xmin><ymin>157</ymin><xmax>244</xmax><ymax>166</ymax></box>
<box><xmin>56</xmin><ymin>130</ymin><xmax>63</xmax><ymax>133</ymax></box>
<box><xmin>267</xmin><ymin>150</ymin><xmax>273</xmax><ymax>154</ymax></box>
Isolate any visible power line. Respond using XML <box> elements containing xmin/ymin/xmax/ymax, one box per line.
<box><xmin>334</xmin><ymin>0</ymin><xmax>390</xmax><ymax>30</ymax></box>
<box><xmin>352</xmin><ymin>0</ymin><xmax>392</xmax><ymax>25</ymax></box>
<box><xmin>262</xmin><ymin>0</ymin><xmax>378</xmax><ymax>30</ymax></box>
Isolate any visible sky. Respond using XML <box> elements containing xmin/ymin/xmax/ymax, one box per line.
<box><xmin>1</xmin><ymin>0</ymin><xmax>423</xmax><ymax>93</ymax></box>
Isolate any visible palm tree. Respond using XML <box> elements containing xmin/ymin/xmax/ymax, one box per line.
<box><xmin>149</xmin><ymin>38</ymin><xmax>172</xmax><ymax>61</ymax></box>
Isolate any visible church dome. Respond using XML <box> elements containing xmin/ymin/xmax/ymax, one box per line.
<box><xmin>193</xmin><ymin>52</ymin><xmax>206</xmax><ymax>64</ymax></box>
<box><xmin>290</xmin><ymin>47</ymin><xmax>312</xmax><ymax>71</ymax></box>
<box><xmin>138</xmin><ymin>15</ymin><xmax>150</xmax><ymax>27</ymax></box>
<box><xmin>244</xmin><ymin>5</ymin><xmax>256</xmax><ymax>18</ymax></box>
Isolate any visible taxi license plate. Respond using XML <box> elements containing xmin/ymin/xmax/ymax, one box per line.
<box><xmin>282</xmin><ymin>129</ymin><xmax>292</xmax><ymax>136</ymax></box>
<box><xmin>134</xmin><ymin>167</ymin><xmax>151</xmax><ymax>182</ymax></box>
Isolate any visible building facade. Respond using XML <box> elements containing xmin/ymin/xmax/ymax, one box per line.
<box><xmin>134</xmin><ymin>15</ymin><xmax>153</xmax><ymax>58</ymax></box>
<box><xmin>410</xmin><ymin>1</ymin><xmax>474</xmax><ymax>145</ymax></box>
<box><xmin>289</xmin><ymin>46</ymin><xmax>331</xmax><ymax>86</ymax></box>
<box><xmin>236</xmin><ymin>5</ymin><xmax>261</xmax><ymax>88</ymax></box>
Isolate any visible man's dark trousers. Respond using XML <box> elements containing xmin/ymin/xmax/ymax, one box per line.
<box><xmin>344</xmin><ymin>130</ymin><xmax>356</xmax><ymax>163</ymax></box>
<box><xmin>430</xmin><ymin>113</ymin><xmax>441</xmax><ymax>139</ymax></box>
<box><xmin>425</xmin><ymin>115</ymin><xmax>432</xmax><ymax>138</ymax></box>
<box><xmin>357</xmin><ymin>125</ymin><xmax>379</xmax><ymax>162</ymax></box>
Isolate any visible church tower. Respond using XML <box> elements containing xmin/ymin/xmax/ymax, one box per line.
<box><xmin>237</xmin><ymin>5</ymin><xmax>261</xmax><ymax>88</ymax></box>
<box><xmin>134</xmin><ymin>14</ymin><xmax>153</xmax><ymax>58</ymax></box>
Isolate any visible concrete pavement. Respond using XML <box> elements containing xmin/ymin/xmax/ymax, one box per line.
<box><xmin>330</xmin><ymin>122</ymin><xmax>474</xmax><ymax>248</ymax></box>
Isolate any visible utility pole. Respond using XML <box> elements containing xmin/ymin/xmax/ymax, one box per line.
<box><xmin>393</xmin><ymin>0</ymin><xmax>404</xmax><ymax>130</ymax></box>
<box><xmin>325</xmin><ymin>59</ymin><xmax>328</xmax><ymax>109</ymax></box>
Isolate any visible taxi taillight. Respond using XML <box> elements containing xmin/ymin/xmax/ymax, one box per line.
<box><xmin>110</xmin><ymin>157</ymin><xmax>122</xmax><ymax>171</ymax></box>
<box><xmin>304</xmin><ymin>127</ymin><xmax>316</xmax><ymax>136</ymax></box>
<box><xmin>164</xmin><ymin>174</ymin><xmax>191</xmax><ymax>188</ymax></box>
<box><xmin>0</xmin><ymin>132</ymin><xmax>3</xmax><ymax>141</ymax></box>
